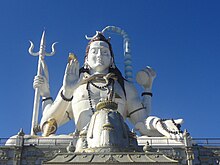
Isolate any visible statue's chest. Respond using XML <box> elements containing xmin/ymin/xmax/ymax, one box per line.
<box><xmin>72</xmin><ymin>82</ymin><xmax>125</xmax><ymax>103</ymax></box>
<box><xmin>73</xmin><ymin>83</ymin><xmax>110</xmax><ymax>101</ymax></box>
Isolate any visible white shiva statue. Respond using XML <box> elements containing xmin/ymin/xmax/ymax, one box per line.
<box><xmin>33</xmin><ymin>31</ymin><xmax>183</xmax><ymax>146</ymax></box>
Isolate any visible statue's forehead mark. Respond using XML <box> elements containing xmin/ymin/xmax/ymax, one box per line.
<box><xmin>90</xmin><ymin>41</ymin><xmax>109</xmax><ymax>48</ymax></box>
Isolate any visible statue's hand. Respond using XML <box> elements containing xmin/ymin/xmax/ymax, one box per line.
<box><xmin>136</xmin><ymin>66</ymin><xmax>156</xmax><ymax>90</ymax></box>
<box><xmin>33</xmin><ymin>75</ymin><xmax>50</xmax><ymax>97</ymax></box>
<box><xmin>63</xmin><ymin>54</ymin><xmax>79</xmax><ymax>98</ymax></box>
<box><xmin>155</xmin><ymin>119</ymin><xmax>183</xmax><ymax>139</ymax></box>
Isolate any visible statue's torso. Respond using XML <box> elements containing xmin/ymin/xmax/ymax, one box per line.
<box><xmin>71</xmin><ymin>81</ymin><xmax>127</xmax><ymax>130</ymax></box>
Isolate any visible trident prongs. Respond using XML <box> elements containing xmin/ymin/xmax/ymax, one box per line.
<box><xmin>46</xmin><ymin>42</ymin><xmax>58</xmax><ymax>56</ymax></box>
<box><xmin>28</xmin><ymin>31</ymin><xmax>58</xmax><ymax>58</ymax></box>
<box><xmin>28</xmin><ymin>41</ymin><xmax>39</xmax><ymax>56</ymax></box>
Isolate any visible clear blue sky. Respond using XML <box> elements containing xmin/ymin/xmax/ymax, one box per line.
<box><xmin>0</xmin><ymin>0</ymin><xmax>220</xmax><ymax>138</ymax></box>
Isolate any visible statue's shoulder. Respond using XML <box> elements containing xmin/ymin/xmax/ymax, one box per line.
<box><xmin>123</xmin><ymin>80</ymin><xmax>139</xmax><ymax>96</ymax></box>
<box><xmin>123</xmin><ymin>80</ymin><xmax>136</xmax><ymax>89</ymax></box>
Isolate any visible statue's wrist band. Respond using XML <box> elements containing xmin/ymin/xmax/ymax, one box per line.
<box><xmin>60</xmin><ymin>90</ymin><xmax>73</xmax><ymax>102</ymax></box>
<box><xmin>42</xmin><ymin>97</ymin><xmax>53</xmax><ymax>102</ymax></box>
<box><xmin>141</xmin><ymin>92</ymin><xmax>153</xmax><ymax>97</ymax></box>
<box><xmin>127</xmin><ymin>107</ymin><xmax>145</xmax><ymax>118</ymax></box>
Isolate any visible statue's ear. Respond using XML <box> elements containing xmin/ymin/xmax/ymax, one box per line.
<box><xmin>111</xmin><ymin>57</ymin><xmax>114</xmax><ymax>64</ymax></box>
<box><xmin>110</xmin><ymin>57</ymin><xmax>115</xmax><ymax>69</ymax></box>
<box><xmin>84</xmin><ymin>57</ymin><xmax>90</xmax><ymax>69</ymax></box>
<box><xmin>84</xmin><ymin>55</ymin><xmax>88</xmax><ymax>63</ymax></box>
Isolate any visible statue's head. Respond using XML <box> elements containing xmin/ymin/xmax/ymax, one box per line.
<box><xmin>79</xmin><ymin>31</ymin><xmax>126</xmax><ymax>97</ymax></box>
<box><xmin>84</xmin><ymin>32</ymin><xmax>115</xmax><ymax>73</ymax></box>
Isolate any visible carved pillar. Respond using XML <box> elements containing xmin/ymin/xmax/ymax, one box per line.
<box><xmin>14</xmin><ymin>129</ymin><xmax>25</xmax><ymax>165</ymax></box>
<box><xmin>183</xmin><ymin>129</ymin><xmax>194</xmax><ymax>165</ymax></box>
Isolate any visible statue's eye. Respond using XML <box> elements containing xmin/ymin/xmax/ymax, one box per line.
<box><xmin>102</xmin><ymin>49</ymin><xmax>109</xmax><ymax>55</ymax></box>
<box><xmin>90</xmin><ymin>48</ymin><xmax>96</xmax><ymax>54</ymax></box>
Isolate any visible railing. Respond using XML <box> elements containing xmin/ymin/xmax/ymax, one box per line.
<box><xmin>1</xmin><ymin>137</ymin><xmax>75</xmax><ymax>147</ymax></box>
<box><xmin>23</xmin><ymin>137</ymin><xmax>76</xmax><ymax>146</ymax></box>
<box><xmin>1</xmin><ymin>137</ymin><xmax>220</xmax><ymax>147</ymax></box>
<box><xmin>137</xmin><ymin>137</ymin><xmax>185</xmax><ymax>147</ymax></box>
<box><xmin>193</xmin><ymin>138</ymin><xmax>220</xmax><ymax>146</ymax></box>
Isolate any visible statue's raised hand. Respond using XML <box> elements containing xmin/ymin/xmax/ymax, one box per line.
<box><xmin>62</xmin><ymin>54</ymin><xmax>79</xmax><ymax>98</ymax></box>
<box><xmin>136</xmin><ymin>66</ymin><xmax>156</xmax><ymax>90</ymax></box>
<box><xmin>155</xmin><ymin>118</ymin><xmax>183</xmax><ymax>139</ymax></box>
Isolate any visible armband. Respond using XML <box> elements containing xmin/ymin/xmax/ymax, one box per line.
<box><xmin>141</xmin><ymin>92</ymin><xmax>153</xmax><ymax>97</ymax></box>
<box><xmin>42</xmin><ymin>97</ymin><xmax>53</xmax><ymax>102</ymax></box>
<box><xmin>127</xmin><ymin>107</ymin><xmax>145</xmax><ymax>118</ymax></box>
<box><xmin>60</xmin><ymin>90</ymin><xmax>73</xmax><ymax>102</ymax></box>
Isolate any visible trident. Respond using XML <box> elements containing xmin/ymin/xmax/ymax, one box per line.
<box><xmin>28</xmin><ymin>31</ymin><xmax>57</xmax><ymax>135</ymax></box>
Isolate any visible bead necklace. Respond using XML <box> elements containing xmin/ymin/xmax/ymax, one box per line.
<box><xmin>90</xmin><ymin>80</ymin><xmax>111</xmax><ymax>90</ymax></box>
<box><xmin>86</xmin><ymin>78</ymin><xmax>114</xmax><ymax>113</ymax></box>
<box><xmin>158</xmin><ymin>119</ymin><xmax>182</xmax><ymax>134</ymax></box>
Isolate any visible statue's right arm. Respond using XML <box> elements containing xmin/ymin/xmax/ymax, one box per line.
<box><xmin>33</xmin><ymin>76</ymin><xmax>74</xmax><ymax>137</ymax></box>
<box><xmin>40</xmin><ymin>87</ymin><xmax>73</xmax><ymax>129</ymax></box>
<box><xmin>33</xmin><ymin>56</ymin><xmax>79</xmax><ymax>136</ymax></box>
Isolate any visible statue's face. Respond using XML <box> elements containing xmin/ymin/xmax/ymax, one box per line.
<box><xmin>87</xmin><ymin>41</ymin><xmax>112</xmax><ymax>73</ymax></box>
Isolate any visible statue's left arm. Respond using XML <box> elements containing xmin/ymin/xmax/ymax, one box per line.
<box><xmin>125</xmin><ymin>81</ymin><xmax>163</xmax><ymax>137</ymax></box>
<box><xmin>126</xmin><ymin>67</ymin><xmax>183</xmax><ymax>139</ymax></box>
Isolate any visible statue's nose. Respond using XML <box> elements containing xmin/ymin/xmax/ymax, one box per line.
<box><xmin>97</xmin><ymin>49</ymin><xmax>102</xmax><ymax>56</ymax></box>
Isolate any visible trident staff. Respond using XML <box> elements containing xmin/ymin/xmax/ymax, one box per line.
<box><xmin>28</xmin><ymin>31</ymin><xmax>57</xmax><ymax>135</ymax></box>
